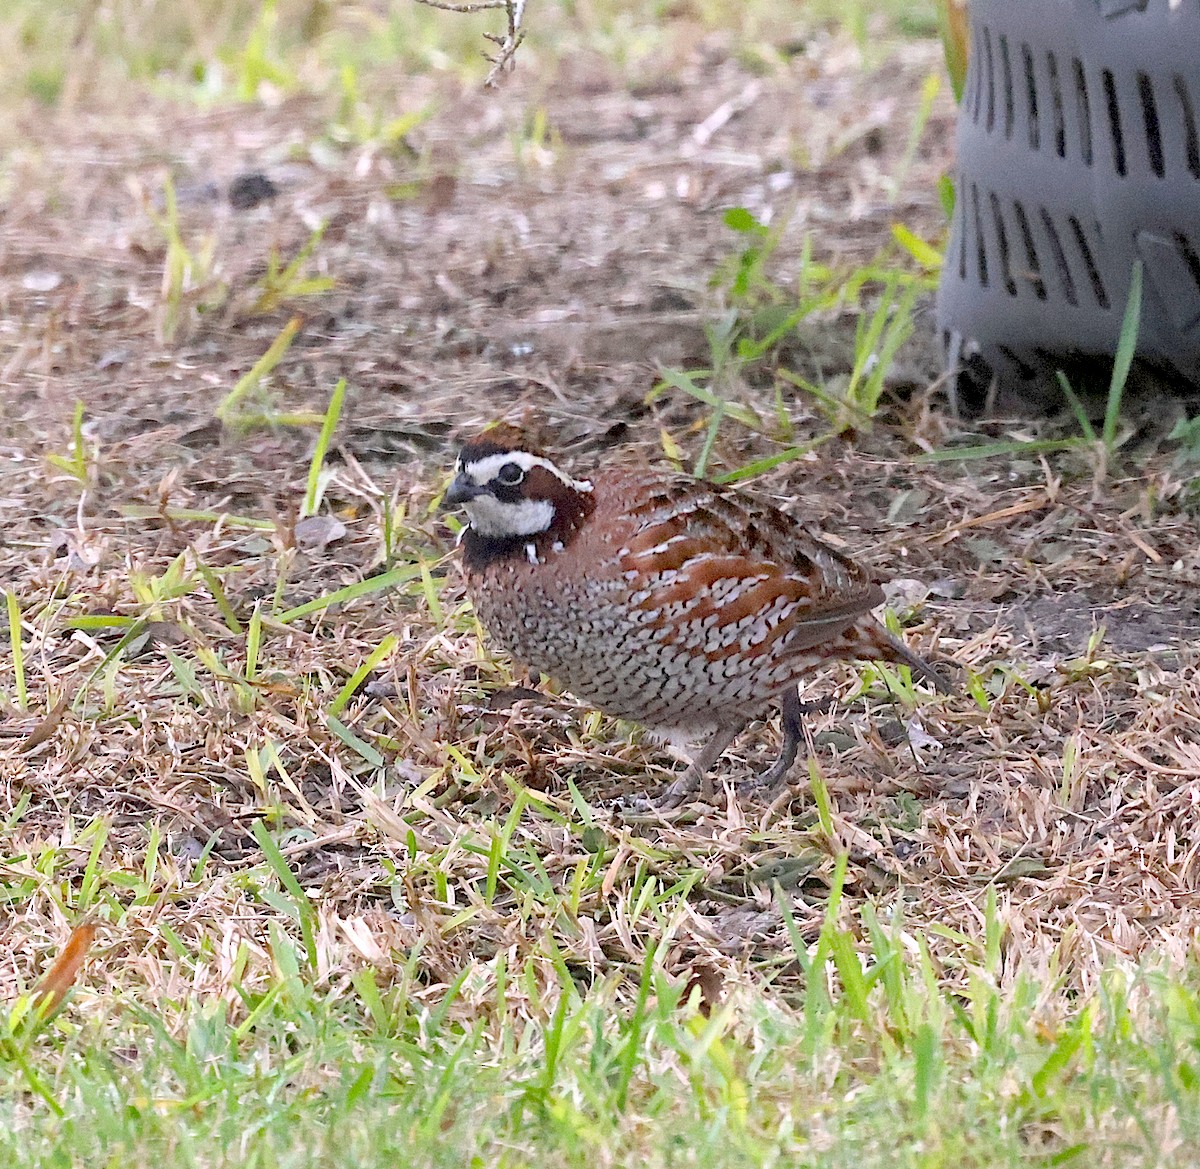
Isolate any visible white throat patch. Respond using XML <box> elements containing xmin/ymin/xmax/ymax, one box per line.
<box><xmin>464</xmin><ymin>495</ymin><xmax>555</xmax><ymax>538</ymax></box>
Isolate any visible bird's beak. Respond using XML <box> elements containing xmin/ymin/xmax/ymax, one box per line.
<box><xmin>443</xmin><ymin>474</ymin><xmax>485</xmax><ymax>508</ymax></box>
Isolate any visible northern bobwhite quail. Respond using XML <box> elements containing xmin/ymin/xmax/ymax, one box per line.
<box><xmin>444</xmin><ymin>425</ymin><xmax>950</xmax><ymax>802</ymax></box>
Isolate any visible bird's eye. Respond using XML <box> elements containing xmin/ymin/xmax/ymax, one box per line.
<box><xmin>496</xmin><ymin>461</ymin><xmax>525</xmax><ymax>485</ymax></box>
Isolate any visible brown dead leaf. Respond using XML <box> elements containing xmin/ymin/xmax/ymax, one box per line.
<box><xmin>684</xmin><ymin>963</ymin><xmax>725</xmax><ymax>1017</ymax></box>
<box><xmin>34</xmin><ymin>922</ymin><xmax>98</xmax><ymax>1017</ymax></box>
<box><xmin>20</xmin><ymin>697</ymin><xmax>69</xmax><ymax>754</ymax></box>
<box><xmin>294</xmin><ymin>514</ymin><xmax>348</xmax><ymax>551</ymax></box>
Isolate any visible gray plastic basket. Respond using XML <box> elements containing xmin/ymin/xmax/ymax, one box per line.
<box><xmin>936</xmin><ymin>0</ymin><xmax>1200</xmax><ymax>410</ymax></box>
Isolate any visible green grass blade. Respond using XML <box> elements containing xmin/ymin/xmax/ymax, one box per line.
<box><xmin>251</xmin><ymin>819</ymin><xmax>318</xmax><ymax>973</ymax></box>
<box><xmin>912</xmin><ymin>1021</ymin><xmax>940</xmax><ymax>1122</ymax></box>
<box><xmin>275</xmin><ymin>564</ymin><xmax>421</xmax><ymax>625</ymax></box>
<box><xmin>713</xmin><ymin>436</ymin><xmax>832</xmax><ymax>485</ymax></box>
<box><xmin>216</xmin><ymin>315</ymin><xmax>303</xmax><ymax>424</ymax></box>
<box><xmin>302</xmin><ymin>377</ymin><xmax>348</xmax><ymax>517</ymax></box>
<box><xmin>692</xmin><ymin>397</ymin><xmax>725</xmax><ymax>479</ymax></box>
<box><xmin>1104</xmin><ymin>259</ymin><xmax>1143</xmax><ymax>455</ymax></box>
<box><xmin>827</xmin><ymin>926</ymin><xmax>872</xmax><ymax>1024</ymax></box>
<box><xmin>328</xmin><ymin>634</ymin><xmax>397</xmax><ymax>717</ymax></box>
<box><xmin>326</xmin><ymin>714</ymin><xmax>385</xmax><ymax>768</ymax></box>
<box><xmin>195</xmin><ymin>562</ymin><xmax>244</xmax><ymax>634</ymax></box>
<box><xmin>891</xmin><ymin>222</ymin><xmax>942</xmax><ymax>270</ymax></box>
<box><xmin>7</xmin><ymin>591</ymin><xmax>27</xmax><ymax>710</ymax></box>
<box><xmin>245</xmin><ymin>603</ymin><xmax>264</xmax><ymax>682</ymax></box>
<box><xmin>890</xmin><ymin>71</ymin><xmax>941</xmax><ymax>200</ymax></box>
<box><xmin>73</xmin><ymin>620</ymin><xmax>150</xmax><ymax>709</ymax></box>
<box><xmin>808</xmin><ymin>758</ymin><xmax>834</xmax><ymax>841</ymax></box>
<box><xmin>920</xmin><ymin>438</ymin><xmax>1085</xmax><ymax>462</ymax></box>
<box><xmin>417</xmin><ymin>557</ymin><xmax>444</xmax><ymax>629</ymax></box>
<box><xmin>1055</xmin><ymin>372</ymin><xmax>1098</xmax><ymax>443</ymax></box>
<box><xmin>118</xmin><ymin>506</ymin><xmax>276</xmax><ymax>531</ymax></box>
<box><xmin>62</xmin><ymin>615</ymin><xmax>140</xmax><ymax>631</ymax></box>
<box><xmin>616</xmin><ymin>944</ymin><xmax>657</xmax><ymax>1108</ymax></box>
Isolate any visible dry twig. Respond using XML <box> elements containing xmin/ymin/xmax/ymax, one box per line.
<box><xmin>414</xmin><ymin>0</ymin><xmax>527</xmax><ymax>87</ymax></box>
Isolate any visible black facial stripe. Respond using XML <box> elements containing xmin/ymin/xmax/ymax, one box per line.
<box><xmin>489</xmin><ymin>482</ymin><xmax>526</xmax><ymax>503</ymax></box>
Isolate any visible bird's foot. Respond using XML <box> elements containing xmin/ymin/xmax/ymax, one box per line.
<box><xmin>615</xmin><ymin>765</ymin><xmax>710</xmax><ymax>817</ymax></box>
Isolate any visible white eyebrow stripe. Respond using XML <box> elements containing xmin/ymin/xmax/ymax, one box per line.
<box><xmin>464</xmin><ymin>451</ymin><xmax>593</xmax><ymax>493</ymax></box>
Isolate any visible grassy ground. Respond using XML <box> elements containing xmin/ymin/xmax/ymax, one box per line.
<box><xmin>2</xmin><ymin>1</ymin><xmax>1200</xmax><ymax>1164</ymax></box>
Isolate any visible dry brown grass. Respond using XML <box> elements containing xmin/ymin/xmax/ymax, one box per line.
<box><xmin>0</xmin><ymin>16</ymin><xmax>1198</xmax><ymax>1050</ymax></box>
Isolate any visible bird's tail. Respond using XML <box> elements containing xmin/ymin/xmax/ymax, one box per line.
<box><xmin>858</xmin><ymin>621</ymin><xmax>954</xmax><ymax>695</ymax></box>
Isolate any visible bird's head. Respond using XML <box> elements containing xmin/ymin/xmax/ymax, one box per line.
<box><xmin>444</xmin><ymin>425</ymin><xmax>595</xmax><ymax>556</ymax></box>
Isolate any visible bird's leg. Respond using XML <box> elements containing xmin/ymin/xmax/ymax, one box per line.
<box><xmin>652</xmin><ymin>721</ymin><xmax>744</xmax><ymax>808</ymax></box>
<box><xmin>749</xmin><ymin>686</ymin><xmax>804</xmax><ymax>792</ymax></box>
<box><xmin>739</xmin><ymin>689</ymin><xmax>839</xmax><ymax>795</ymax></box>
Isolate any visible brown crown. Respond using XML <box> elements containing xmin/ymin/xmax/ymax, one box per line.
<box><xmin>458</xmin><ymin>421</ymin><xmax>545</xmax><ymax>463</ymax></box>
